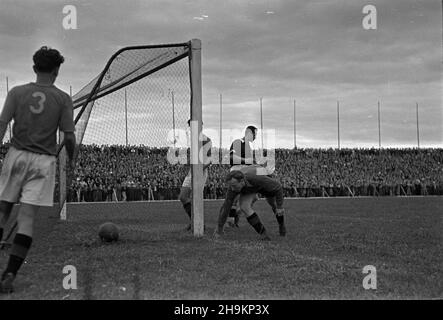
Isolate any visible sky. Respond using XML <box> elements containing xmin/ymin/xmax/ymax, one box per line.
<box><xmin>0</xmin><ymin>0</ymin><xmax>441</xmax><ymax>148</ymax></box>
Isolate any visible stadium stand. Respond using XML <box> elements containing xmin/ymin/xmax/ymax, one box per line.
<box><xmin>1</xmin><ymin>143</ymin><xmax>441</xmax><ymax>202</ymax></box>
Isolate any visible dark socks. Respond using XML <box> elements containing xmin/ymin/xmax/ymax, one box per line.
<box><xmin>0</xmin><ymin>228</ymin><xmax>3</xmax><ymax>241</ymax></box>
<box><xmin>2</xmin><ymin>233</ymin><xmax>33</xmax><ymax>278</ymax></box>
<box><xmin>247</xmin><ymin>213</ymin><xmax>266</xmax><ymax>235</ymax></box>
<box><xmin>229</xmin><ymin>208</ymin><xmax>237</xmax><ymax>218</ymax></box>
<box><xmin>271</xmin><ymin>207</ymin><xmax>284</xmax><ymax>225</ymax></box>
<box><xmin>183</xmin><ymin>202</ymin><xmax>192</xmax><ymax>219</ymax></box>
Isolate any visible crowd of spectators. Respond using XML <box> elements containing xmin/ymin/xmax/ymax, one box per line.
<box><xmin>0</xmin><ymin>143</ymin><xmax>442</xmax><ymax>202</ymax></box>
<box><xmin>273</xmin><ymin>148</ymin><xmax>443</xmax><ymax>197</ymax></box>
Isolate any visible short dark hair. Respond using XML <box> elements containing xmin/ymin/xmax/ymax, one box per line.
<box><xmin>245</xmin><ymin>125</ymin><xmax>258</xmax><ymax>139</ymax></box>
<box><xmin>225</xmin><ymin>170</ymin><xmax>244</xmax><ymax>182</ymax></box>
<box><xmin>33</xmin><ymin>46</ymin><xmax>65</xmax><ymax>73</ymax></box>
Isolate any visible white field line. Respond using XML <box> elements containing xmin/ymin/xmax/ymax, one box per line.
<box><xmin>65</xmin><ymin>195</ymin><xmax>442</xmax><ymax>205</ymax></box>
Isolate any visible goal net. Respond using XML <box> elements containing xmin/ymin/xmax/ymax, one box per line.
<box><xmin>58</xmin><ymin>39</ymin><xmax>204</xmax><ymax>236</ymax></box>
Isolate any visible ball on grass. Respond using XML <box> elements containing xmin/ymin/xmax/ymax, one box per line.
<box><xmin>98</xmin><ymin>222</ymin><xmax>119</xmax><ymax>242</ymax></box>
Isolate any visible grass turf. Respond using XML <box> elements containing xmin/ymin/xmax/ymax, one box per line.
<box><xmin>0</xmin><ymin>197</ymin><xmax>441</xmax><ymax>300</ymax></box>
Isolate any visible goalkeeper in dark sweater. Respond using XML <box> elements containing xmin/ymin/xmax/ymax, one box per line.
<box><xmin>214</xmin><ymin>167</ymin><xmax>286</xmax><ymax>240</ymax></box>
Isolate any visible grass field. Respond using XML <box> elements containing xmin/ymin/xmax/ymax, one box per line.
<box><xmin>0</xmin><ymin>197</ymin><xmax>441</xmax><ymax>300</ymax></box>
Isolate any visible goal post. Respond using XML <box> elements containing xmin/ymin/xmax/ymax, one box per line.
<box><xmin>190</xmin><ymin>39</ymin><xmax>204</xmax><ymax>237</ymax></box>
<box><xmin>58</xmin><ymin>39</ymin><xmax>205</xmax><ymax>236</ymax></box>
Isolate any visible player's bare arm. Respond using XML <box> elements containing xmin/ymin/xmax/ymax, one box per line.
<box><xmin>64</xmin><ymin>132</ymin><xmax>76</xmax><ymax>166</ymax></box>
<box><xmin>0</xmin><ymin>87</ymin><xmax>17</xmax><ymax>141</ymax></box>
<box><xmin>0</xmin><ymin>121</ymin><xmax>8</xmax><ymax>143</ymax></box>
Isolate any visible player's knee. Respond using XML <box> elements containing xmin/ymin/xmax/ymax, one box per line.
<box><xmin>17</xmin><ymin>204</ymin><xmax>38</xmax><ymax>220</ymax></box>
<box><xmin>239</xmin><ymin>204</ymin><xmax>253</xmax><ymax>217</ymax></box>
<box><xmin>16</xmin><ymin>214</ymin><xmax>34</xmax><ymax>236</ymax></box>
<box><xmin>17</xmin><ymin>210</ymin><xmax>33</xmax><ymax>223</ymax></box>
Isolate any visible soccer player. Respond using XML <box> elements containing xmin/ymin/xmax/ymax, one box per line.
<box><xmin>178</xmin><ymin>120</ymin><xmax>212</xmax><ymax>231</ymax></box>
<box><xmin>0</xmin><ymin>46</ymin><xmax>76</xmax><ymax>293</ymax></box>
<box><xmin>230</xmin><ymin>125</ymin><xmax>258</xmax><ymax>169</ymax></box>
<box><xmin>227</xmin><ymin>125</ymin><xmax>259</xmax><ymax>227</ymax></box>
<box><xmin>214</xmin><ymin>167</ymin><xmax>286</xmax><ymax>240</ymax></box>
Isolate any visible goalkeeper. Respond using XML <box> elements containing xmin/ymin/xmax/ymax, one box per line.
<box><xmin>214</xmin><ymin>167</ymin><xmax>286</xmax><ymax>240</ymax></box>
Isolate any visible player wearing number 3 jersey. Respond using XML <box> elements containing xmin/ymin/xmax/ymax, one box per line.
<box><xmin>0</xmin><ymin>46</ymin><xmax>76</xmax><ymax>293</ymax></box>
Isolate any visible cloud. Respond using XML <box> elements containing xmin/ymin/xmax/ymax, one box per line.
<box><xmin>0</xmin><ymin>0</ymin><xmax>440</xmax><ymax>147</ymax></box>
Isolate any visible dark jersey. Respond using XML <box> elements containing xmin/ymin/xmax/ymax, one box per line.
<box><xmin>218</xmin><ymin>169</ymin><xmax>284</xmax><ymax>229</ymax></box>
<box><xmin>229</xmin><ymin>138</ymin><xmax>256</xmax><ymax>166</ymax></box>
<box><xmin>0</xmin><ymin>83</ymin><xmax>75</xmax><ymax>155</ymax></box>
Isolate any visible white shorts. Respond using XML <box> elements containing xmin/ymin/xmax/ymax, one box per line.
<box><xmin>232</xmin><ymin>193</ymin><xmax>259</xmax><ymax>209</ymax></box>
<box><xmin>238</xmin><ymin>193</ymin><xmax>259</xmax><ymax>213</ymax></box>
<box><xmin>0</xmin><ymin>146</ymin><xmax>56</xmax><ymax>206</ymax></box>
<box><xmin>182</xmin><ymin>168</ymin><xmax>208</xmax><ymax>188</ymax></box>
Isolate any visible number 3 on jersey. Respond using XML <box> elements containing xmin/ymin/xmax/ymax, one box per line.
<box><xmin>30</xmin><ymin>92</ymin><xmax>46</xmax><ymax>114</ymax></box>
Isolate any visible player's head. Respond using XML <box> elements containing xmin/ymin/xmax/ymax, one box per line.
<box><xmin>245</xmin><ymin>125</ymin><xmax>258</xmax><ymax>142</ymax></box>
<box><xmin>32</xmin><ymin>46</ymin><xmax>65</xmax><ymax>77</ymax></box>
<box><xmin>225</xmin><ymin>170</ymin><xmax>246</xmax><ymax>193</ymax></box>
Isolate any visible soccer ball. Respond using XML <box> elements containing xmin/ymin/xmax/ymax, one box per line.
<box><xmin>98</xmin><ymin>222</ymin><xmax>119</xmax><ymax>242</ymax></box>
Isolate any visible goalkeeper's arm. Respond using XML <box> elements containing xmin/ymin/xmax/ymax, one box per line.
<box><xmin>215</xmin><ymin>189</ymin><xmax>237</xmax><ymax>234</ymax></box>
